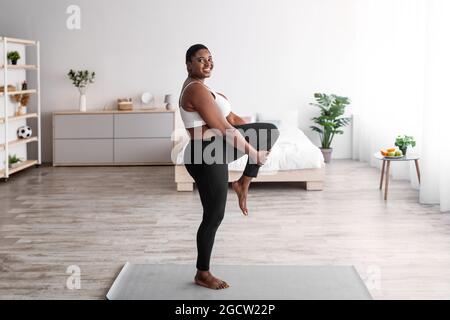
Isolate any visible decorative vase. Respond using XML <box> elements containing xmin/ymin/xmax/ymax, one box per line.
<box><xmin>164</xmin><ymin>94</ymin><xmax>175</xmax><ymax>110</ymax></box>
<box><xmin>400</xmin><ymin>147</ymin><xmax>407</xmax><ymax>156</ymax></box>
<box><xmin>320</xmin><ymin>147</ymin><xmax>333</xmax><ymax>163</ymax></box>
<box><xmin>11</xmin><ymin>60</ymin><xmax>17</xmax><ymax>65</ymax></box>
<box><xmin>17</xmin><ymin>104</ymin><xmax>27</xmax><ymax>116</ymax></box>
<box><xmin>19</xmin><ymin>106</ymin><xmax>27</xmax><ymax>115</ymax></box>
<box><xmin>79</xmin><ymin>87</ymin><xmax>87</xmax><ymax>112</ymax></box>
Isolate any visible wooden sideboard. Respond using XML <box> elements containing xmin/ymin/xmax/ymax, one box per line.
<box><xmin>52</xmin><ymin>109</ymin><xmax>175</xmax><ymax>166</ymax></box>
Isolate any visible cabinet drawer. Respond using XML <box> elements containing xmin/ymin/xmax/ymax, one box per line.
<box><xmin>114</xmin><ymin>113</ymin><xmax>173</xmax><ymax>138</ymax></box>
<box><xmin>54</xmin><ymin>114</ymin><xmax>113</xmax><ymax>138</ymax></box>
<box><xmin>114</xmin><ymin>138</ymin><xmax>173</xmax><ymax>163</ymax></box>
<box><xmin>54</xmin><ymin>139</ymin><xmax>113</xmax><ymax>164</ymax></box>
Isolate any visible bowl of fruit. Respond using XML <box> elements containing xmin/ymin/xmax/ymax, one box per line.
<box><xmin>380</xmin><ymin>147</ymin><xmax>404</xmax><ymax>159</ymax></box>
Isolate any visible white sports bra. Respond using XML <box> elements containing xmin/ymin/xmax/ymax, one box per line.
<box><xmin>179</xmin><ymin>81</ymin><xmax>232</xmax><ymax>128</ymax></box>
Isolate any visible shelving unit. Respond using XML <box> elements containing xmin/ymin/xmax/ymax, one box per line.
<box><xmin>0</xmin><ymin>160</ymin><xmax>38</xmax><ymax>176</ymax></box>
<box><xmin>0</xmin><ymin>113</ymin><xmax>38</xmax><ymax>124</ymax></box>
<box><xmin>0</xmin><ymin>36</ymin><xmax>41</xmax><ymax>180</ymax></box>
<box><xmin>0</xmin><ymin>64</ymin><xmax>38</xmax><ymax>70</ymax></box>
<box><xmin>0</xmin><ymin>136</ymin><xmax>39</xmax><ymax>151</ymax></box>
<box><xmin>0</xmin><ymin>89</ymin><xmax>37</xmax><ymax>96</ymax></box>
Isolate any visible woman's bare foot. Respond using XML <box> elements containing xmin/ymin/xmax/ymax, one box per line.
<box><xmin>232</xmin><ymin>180</ymin><xmax>248</xmax><ymax>215</ymax></box>
<box><xmin>194</xmin><ymin>271</ymin><xmax>230</xmax><ymax>290</ymax></box>
<box><xmin>232</xmin><ymin>178</ymin><xmax>250</xmax><ymax>215</ymax></box>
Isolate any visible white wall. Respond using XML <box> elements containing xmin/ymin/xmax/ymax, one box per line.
<box><xmin>0</xmin><ymin>0</ymin><xmax>356</xmax><ymax>163</ymax></box>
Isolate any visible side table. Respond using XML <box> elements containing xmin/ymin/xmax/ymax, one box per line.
<box><xmin>374</xmin><ymin>152</ymin><xmax>421</xmax><ymax>200</ymax></box>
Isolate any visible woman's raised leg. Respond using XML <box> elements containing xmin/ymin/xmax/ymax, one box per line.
<box><xmin>225</xmin><ymin>122</ymin><xmax>280</xmax><ymax>215</ymax></box>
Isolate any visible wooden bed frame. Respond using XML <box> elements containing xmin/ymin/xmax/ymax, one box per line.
<box><xmin>172</xmin><ymin>127</ymin><xmax>326</xmax><ymax>191</ymax></box>
<box><xmin>175</xmin><ymin>164</ymin><xmax>325</xmax><ymax>191</ymax></box>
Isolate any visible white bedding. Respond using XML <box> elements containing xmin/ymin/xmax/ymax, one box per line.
<box><xmin>174</xmin><ymin>126</ymin><xmax>324</xmax><ymax>171</ymax></box>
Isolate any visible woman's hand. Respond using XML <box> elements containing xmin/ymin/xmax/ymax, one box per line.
<box><xmin>249</xmin><ymin>150</ymin><xmax>270</xmax><ymax>166</ymax></box>
<box><xmin>226</xmin><ymin>112</ymin><xmax>248</xmax><ymax>126</ymax></box>
<box><xmin>257</xmin><ymin>150</ymin><xmax>270</xmax><ymax>165</ymax></box>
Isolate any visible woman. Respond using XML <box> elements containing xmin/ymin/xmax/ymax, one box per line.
<box><xmin>180</xmin><ymin>44</ymin><xmax>279</xmax><ymax>290</ymax></box>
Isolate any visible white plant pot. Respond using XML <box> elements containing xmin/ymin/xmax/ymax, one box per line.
<box><xmin>320</xmin><ymin>148</ymin><xmax>333</xmax><ymax>163</ymax></box>
<box><xmin>9</xmin><ymin>162</ymin><xmax>22</xmax><ymax>169</ymax></box>
<box><xmin>79</xmin><ymin>94</ymin><xmax>87</xmax><ymax>112</ymax></box>
<box><xmin>79</xmin><ymin>87</ymin><xmax>87</xmax><ymax>112</ymax></box>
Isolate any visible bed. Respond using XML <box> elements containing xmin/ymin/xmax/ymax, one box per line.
<box><xmin>172</xmin><ymin>124</ymin><xmax>325</xmax><ymax>191</ymax></box>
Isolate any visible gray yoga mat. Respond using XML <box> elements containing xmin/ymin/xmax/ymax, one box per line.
<box><xmin>106</xmin><ymin>263</ymin><xmax>372</xmax><ymax>300</ymax></box>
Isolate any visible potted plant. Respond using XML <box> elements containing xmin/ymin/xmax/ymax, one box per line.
<box><xmin>310</xmin><ymin>93</ymin><xmax>351</xmax><ymax>163</ymax></box>
<box><xmin>67</xmin><ymin>69</ymin><xmax>96</xmax><ymax>112</ymax></box>
<box><xmin>8</xmin><ymin>154</ymin><xmax>23</xmax><ymax>169</ymax></box>
<box><xmin>395</xmin><ymin>135</ymin><xmax>416</xmax><ymax>156</ymax></box>
<box><xmin>7</xmin><ymin>51</ymin><xmax>21</xmax><ymax>65</ymax></box>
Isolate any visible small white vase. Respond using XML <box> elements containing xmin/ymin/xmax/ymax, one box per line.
<box><xmin>164</xmin><ymin>94</ymin><xmax>175</xmax><ymax>110</ymax></box>
<box><xmin>79</xmin><ymin>87</ymin><xmax>87</xmax><ymax>112</ymax></box>
<box><xmin>17</xmin><ymin>105</ymin><xmax>27</xmax><ymax>116</ymax></box>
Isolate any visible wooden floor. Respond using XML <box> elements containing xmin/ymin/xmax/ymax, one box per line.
<box><xmin>0</xmin><ymin>160</ymin><xmax>449</xmax><ymax>300</ymax></box>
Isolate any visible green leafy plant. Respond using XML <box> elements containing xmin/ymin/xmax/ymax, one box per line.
<box><xmin>7</xmin><ymin>51</ymin><xmax>20</xmax><ymax>63</ymax></box>
<box><xmin>310</xmin><ymin>93</ymin><xmax>351</xmax><ymax>149</ymax></box>
<box><xmin>8</xmin><ymin>154</ymin><xmax>22</xmax><ymax>165</ymax></box>
<box><xmin>67</xmin><ymin>69</ymin><xmax>95</xmax><ymax>88</ymax></box>
<box><xmin>395</xmin><ymin>135</ymin><xmax>416</xmax><ymax>153</ymax></box>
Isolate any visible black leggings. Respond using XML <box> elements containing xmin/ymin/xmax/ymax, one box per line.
<box><xmin>184</xmin><ymin>122</ymin><xmax>279</xmax><ymax>271</ymax></box>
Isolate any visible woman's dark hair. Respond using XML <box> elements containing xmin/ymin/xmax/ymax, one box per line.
<box><xmin>186</xmin><ymin>44</ymin><xmax>209</xmax><ymax>63</ymax></box>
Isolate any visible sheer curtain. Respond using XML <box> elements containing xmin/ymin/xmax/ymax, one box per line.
<box><xmin>420</xmin><ymin>0</ymin><xmax>450</xmax><ymax>211</ymax></box>
<box><xmin>352</xmin><ymin>0</ymin><xmax>450</xmax><ymax>212</ymax></box>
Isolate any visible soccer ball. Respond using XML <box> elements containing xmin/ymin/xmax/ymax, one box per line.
<box><xmin>17</xmin><ymin>125</ymin><xmax>32</xmax><ymax>139</ymax></box>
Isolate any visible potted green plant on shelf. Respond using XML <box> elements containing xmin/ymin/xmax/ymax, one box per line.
<box><xmin>7</xmin><ymin>51</ymin><xmax>21</xmax><ymax>65</ymax></box>
<box><xmin>310</xmin><ymin>93</ymin><xmax>351</xmax><ymax>163</ymax></box>
<box><xmin>67</xmin><ymin>69</ymin><xmax>96</xmax><ymax>112</ymax></box>
<box><xmin>395</xmin><ymin>135</ymin><xmax>416</xmax><ymax>156</ymax></box>
<box><xmin>8</xmin><ymin>154</ymin><xmax>23</xmax><ymax>169</ymax></box>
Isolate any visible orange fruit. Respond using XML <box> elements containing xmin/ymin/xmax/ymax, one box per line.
<box><xmin>387</xmin><ymin>147</ymin><xmax>396</xmax><ymax>153</ymax></box>
<box><xmin>380</xmin><ymin>149</ymin><xmax>388</xmax><ymax>156</ymax></box>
